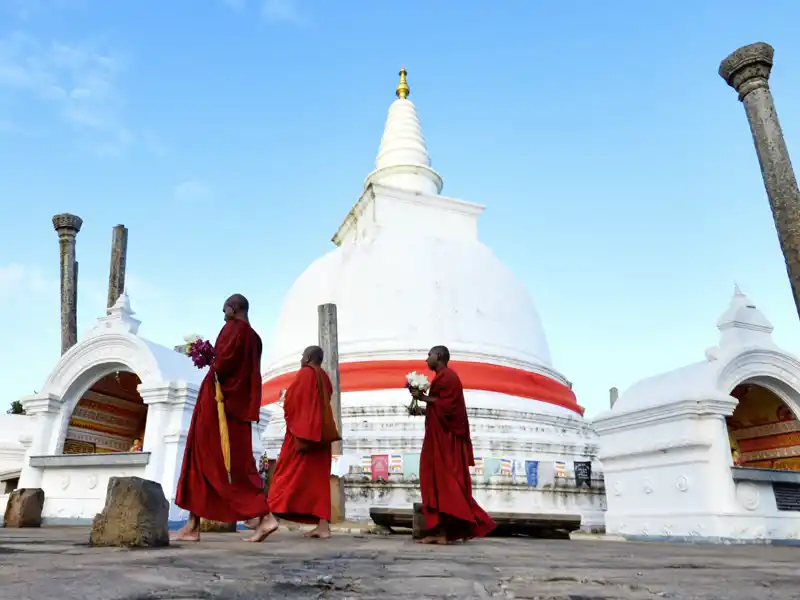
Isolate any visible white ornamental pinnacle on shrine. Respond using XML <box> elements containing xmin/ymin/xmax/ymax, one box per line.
<box><xmin>93</xmin><ymin>291</ymin><xmax>141</xmax><ymax>336</ymax></box>
<box><xmin>715</xmin><ymin>283</ymin><xmax>774</xmax><ymax>349</ymax></box>
<box><xmin>364</xmin><ymin>67</ymin><xmax>443</xmax><ymax>196</ymax></box>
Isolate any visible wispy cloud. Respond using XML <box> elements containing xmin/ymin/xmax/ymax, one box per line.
<box><xmin>0</xmin><ymin>263</ymin><xmax>55</xmax><ymax>301</ymax></box>
<box><xmin>221</xmin><ymin>0</ymin><xmax>247</xmax><ymax>10</ymax></box>
<box><xmin>222</xmin><ymin>0</ymin><xmax>305</xmax><ymax>24</ymax></box>
<box><xmin>2</xmin><ymin>0</ymin><xmax>84</xmax><ymax>22</ymax></box>
<box><xmin>0</xmin><ymin>118</ymin><xmax>40</xmax><ymax>136</ymax></box>
<box><xmin>0</xmin><ymin>31</ymin><xmax>139</xmax><ymax>155</ymax></box>
<box><xmin>261</xmin><ymin>0</ymin><xmax>302</xmax><ymax>23</ymax></box>
<box><xmin>141</xmin><ymin>130</ymin><xmax>167</xmax><ymax>156</ymax></box>
<box><xmin>173</xmin><ymin>179</ymin><xmax>215</xmax><ymax>203</ymax></box>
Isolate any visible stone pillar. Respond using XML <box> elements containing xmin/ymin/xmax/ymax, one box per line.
<box><xmin>107</xmin><ymin>224</ymin><xmax>128</xmax><ymax>309</ymax></box>
<box><xmin>52</xmin><ymin>213</ymin><xmax>83</xmax><ymax>355</ymax></box>
<box><xmin>137</xmin><ymin>383</ymin><xmax>172</xmax><ymax>484</ymax></box>
<box><xmin>609</xmin><ymin>387</ymin><xmax>619</xmax><ymax>409</ymax></box>
<box><xmin>318</xmin><ymin>303</ymin><xmax>345</xmax><ymax>522</ymax></box>
<box><xmin>318</xmin><ymin>303</ymin><xmax>343</xmax><ymax>456</ymax></box>
<box><xmin>147</xmin><ymin>383</ymin><xmax>198</xmax><ymax>523</ymax></box>
<box><xmin>17</xmin><ymin>394</ymin><xmax>62</xmax><ymax>489</ymax></box>
<box><xmin>719</xmin><ymin>43</ymin><xmax>800</xmax><ymax>321</ymax></box>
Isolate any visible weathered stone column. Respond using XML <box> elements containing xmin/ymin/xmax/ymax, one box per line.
<box><xmin>318</xmin><ymin>303</ymin><xmax>343</xmax><ymax>456</ymax></box>
<box><xmin>107</xmin><ymin>224</ymin><xmax>128</xmax><ymax>309</ymax></box>
<box><xmin>52</xmin><ymin>213</ymin><xmax>83</xmax><ymax>355</ymax></box>
<box><xmin>719</xmin><ymin>43</ymin><xmax>800</xmax><ymax>321</ymax></box>
<box><xmin>318</xmin><ymin>303</ymin><xmax>345</xmax><ymax>522</ymax></box>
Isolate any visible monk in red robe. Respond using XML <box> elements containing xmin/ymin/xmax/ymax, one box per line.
<box><xmin>410</xmin><ymin>345</ymin><xmax>496</xmax><ymax>544</ymax></box>
<box><xmin>267</xmin><ymin>345</ymin><xmax>340</xmax><ymax>539</ymax></box>
<box><xmin>173</xmin><ymin>294</ymin><xmax>279</xmax><ymax>543</ymax></box>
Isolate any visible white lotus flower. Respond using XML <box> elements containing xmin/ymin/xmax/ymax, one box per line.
<box><xmin>183</xmin><ymin>333</ymin><xmax>202</xmax><ymax>343</ymax></box>
<box><xmin>405</xmin><ymin>371</ymin><xmax>430</xmax><ymax>392</ymax></box>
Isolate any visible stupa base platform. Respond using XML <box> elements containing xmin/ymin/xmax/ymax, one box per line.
<box><xmin>369</xmin><ymin>506</ymin><xmax>581</xmax><ymax>539</ymax></box>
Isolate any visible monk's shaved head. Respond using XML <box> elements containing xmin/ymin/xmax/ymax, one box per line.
<box><xmin>430</xmin><ymin>345</ymin><xmax>450</xmax><ymax>363</ymax></box>
<box><xmin>426</xmin><ymin>345</ymin><xmax>450</xmax><ymax>371</ymax></box>
<box><xmin>226</xmin><ymin>294</ymin><xmax>249</xmax><ymax>312</ymax></box>
<box><xmin>301</xmin><ymin>345</ymin><xmax>324</xmax><ymax>367</ymax></box>
<box><xmin>223</xmin><ymin>294</ymin><xmax>250</xmax><ymax>322</ymax></box>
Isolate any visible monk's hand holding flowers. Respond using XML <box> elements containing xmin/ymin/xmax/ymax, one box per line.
<box><xmin>405</xmin><ymin>371</ymin><xmax>430</xmax><ymax>416</ymax></box>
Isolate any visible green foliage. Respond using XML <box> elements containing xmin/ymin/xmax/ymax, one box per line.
<box><xmin>7</xmin><ymin>400</ymin><xmax>25</xmax><ymax>415</ymax></box>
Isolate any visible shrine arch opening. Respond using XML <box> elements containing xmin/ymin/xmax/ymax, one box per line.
<box><xmin>726</xmin><ymin>382</ymin><xmax>800</xmax><ymax>472</ymax></box>
<box><xmin>61</xmin><ymin>370</ymin><xmax>148</xmax><ymax>455</ymax></box>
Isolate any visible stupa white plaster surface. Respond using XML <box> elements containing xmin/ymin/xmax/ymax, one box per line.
<box><xmin>3</xmin><ymin>294</ymin><xmax>271</xmax><ymax>524</ymax></box>
<box><xmin>262</xmin><ymin>71</ymin><xmax>605</xmax><ymax>529</ymax></box>
<box><xmin>0</xmin><ymin>414</ymin><xmax>35</xmax><ymax>496</ymax></box>
<box><xmin>594</xmin><ymin>286</ymin><xmax>800</xmax><ymax>543</ymax></box>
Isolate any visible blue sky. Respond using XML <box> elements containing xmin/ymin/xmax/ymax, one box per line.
<box><xmin>3</xmin><ymin>0</ymin><xmax>800</xmax><ymax>417</ymax></box>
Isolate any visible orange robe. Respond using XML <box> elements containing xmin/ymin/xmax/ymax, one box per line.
<box><xmin>420</xmin><ymin>366</ymin><xmax>496</xmax><ymax>541</ymax></box>
<box><xmin>268</xmin><ymin>365</ymin><xmax>340</xmax><ymax>523</ymax></box>
<box><xmin>175</xmin><ymin>319</ymin><xmax>269</xmax><ymax>522</ymax></box>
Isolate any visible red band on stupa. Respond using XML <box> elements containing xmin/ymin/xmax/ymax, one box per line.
<box><xmin>261</xmin><ymin>359</ymin><xmax>583</xmax><ymax>416</ymax></box>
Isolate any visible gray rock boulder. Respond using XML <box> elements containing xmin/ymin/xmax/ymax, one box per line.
<box><xmin>89</xmin><ymin>476</ymin><xmax>169</xmax><ymax>547</ymax></box>
<box><xmin>3</xmin><ymin>488</ymin><xmax>45</xmax><ymax>528</ymax></box>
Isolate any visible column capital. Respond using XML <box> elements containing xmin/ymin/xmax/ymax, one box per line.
<box><xmin>719</xmin><ymin>42</ymin><xmax>774</xmax><ymax>102</ymax></box>
<box><xmin>52</xmin><ymin>213</ymin><xmax>83</xmax><ymax>237</ymax></box>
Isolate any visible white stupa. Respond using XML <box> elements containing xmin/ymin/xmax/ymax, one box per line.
<box><xmin>262</xmin><ymin>69</ymin><xmax>604</xmax><ymax>528</ymax></box>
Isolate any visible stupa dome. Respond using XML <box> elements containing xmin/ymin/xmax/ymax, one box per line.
<box><xmin>266</xmin><ymin>226</ymin><xmax>554</xmax><ymax>371</ymax></box>
<box><xmin>262</xmin><ymin>68</ymin><xmax>578</xmax><ymax>415</ymax></box>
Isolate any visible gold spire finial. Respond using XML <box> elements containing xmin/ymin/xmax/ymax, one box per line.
<box><xmin>396</xmin><ymin>66</ymin><xmax>410</xmax><ymax>99</ymax></box>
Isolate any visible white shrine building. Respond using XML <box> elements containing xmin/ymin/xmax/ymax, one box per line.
<box><xmin>0</xmin><ymin>294</ymin><xmax>270</xmax><ymax>525</ymax></box>
<box><xmin>260</xmin><ymin>69</ymin><xmax>606</xmax><ymax>529</ymax></box>
<box><xmin>595</xmin><ymin>286</ymin><xmax>800</xmax><ymax>543</ymax></box>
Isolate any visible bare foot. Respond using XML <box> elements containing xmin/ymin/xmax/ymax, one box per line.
<box><xmin>171</xmin><ymin>525</ymin><xmax>200</xmax><ymax>542</ymax></box>
<box><xmin>243</xmin><ymin>515</ymin><xmax>279</xmax><ymax>543</ymax></box>
<box><xmin>303</xmin><ymin>526</ymin><xmax>331</xmax><ymax>539</ymax></box>
<box><xmin>416</xmin><ymin>535</ymin><xmax>449</xmax><ymax>545</ymax></box>
<box><xmin>243</xmin><ymin>518</ymin><xmax>260</xmax><ymax>530</ymax></box>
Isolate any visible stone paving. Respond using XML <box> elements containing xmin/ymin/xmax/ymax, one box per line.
<box><xmin>1</xmin><ymin>527</ymin><xmax>799</xmax><ymax>599</ymax></box>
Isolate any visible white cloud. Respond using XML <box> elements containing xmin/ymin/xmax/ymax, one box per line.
<box><xmin>0</xmin><ymin>263</ymin><xmax>54</xmax><ymax>301</ymax></box>
<box><xmin>0</xmin><ymin>118</ymin><xmax>38</xmax><ymax>136</ymax></box>
<box><xmin>173</xmin><ymin>179</ymin><xmax>215</xmax><ymax>203</ymax></box>
<box><xmin>2</xmin><ymin>0</ymin><xmax>83</xmax><ymax>21</ymax></box>
<box><xmin>262</xmin><ymin>0</ymin><xmax>302</xmax><ymax>23</ymax></box>
<box><xmin>0</xmin><ymin>31</ymin><xmax>139</xmax><ymax>155</ymax></box>
<box><xmin>141</xmin><ymin>130</ymin><xmax>167</xmax><ymax>156</ymax></box>
<box><xmin>221</xmin><ymin>0</ymin><xmax>247</xmax><ymax>10</ymax></box>
<box><xmin>222</xmin><ymin>0</ymin><xmax>304</xmax><ymax>23</ymax></box>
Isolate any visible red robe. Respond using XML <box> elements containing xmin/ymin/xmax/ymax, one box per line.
<box><xmin>175</xmin><ymin>319</ymin><xmax>269</xmax><ymax>523</ymax></box>
<box><xmin>268</xmin><ymin>365</ymin><xmax>340</xmax><ymax>523</ymax></box>
<box><xmin>420</xmin><ymin>366</ymin><xmax>496</xmax><ymax>541</ymax></box>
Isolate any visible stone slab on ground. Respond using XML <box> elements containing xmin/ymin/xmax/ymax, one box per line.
<box><xmin>89</xmin><ymin>476</ymin><xmax>169</xmax><ymax>548</ymax></box>
<box><xmin>371</xmin><ymin>506</ymin><xmax>580</xmax><ymax>539</ymax></box>
<box><xmin>2</xmin><ymin>488</ymin><xmax>44</xmax><ymax>528</ymax></box>
<box><xmin>1</xmin><ymin>527</ymin><xmax>799</xmax><ymax>599</ymax></box>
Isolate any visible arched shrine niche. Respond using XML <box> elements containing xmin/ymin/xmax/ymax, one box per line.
<box><xmin>62</xmin><ymin>370</ymin><xmax>147</xmax><ymax>455</ymax></box>
<box><xmin>726</xmin><ymin>383</ymin><xmax>800</xmax><ymax>471</ymax></box>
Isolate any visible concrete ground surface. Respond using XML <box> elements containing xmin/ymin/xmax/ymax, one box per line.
<box><xmin>1</xmin><ymin>527</ymin><xmax>799</xmax><ymax>599</ymax></box>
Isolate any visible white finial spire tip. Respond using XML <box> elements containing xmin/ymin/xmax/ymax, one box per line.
<box><xmin>734</xmin><ymin>282</ymin><xmax>744</xmax><ymax>297</ymax></box>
